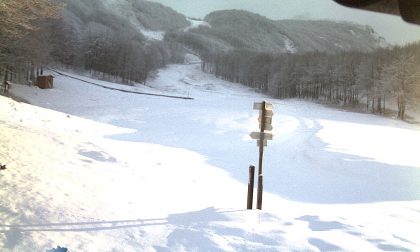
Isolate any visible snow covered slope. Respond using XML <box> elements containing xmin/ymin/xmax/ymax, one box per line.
<box><xmin>63</xmin><ymin>0</ymin><xmax>189</xmax><ymax>42</ymax></box>
<box><xmin>2</xmin><ymin>62</ymin><xmax>420</xmax><ymax>251</ymax></box>
<box><xmin>170</xmin><ymin>10</ymin><xmax>384</xmax><ymax>54</ymax></box>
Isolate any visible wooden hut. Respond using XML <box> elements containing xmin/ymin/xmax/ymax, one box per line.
<box><xmin>36</xmin><ymin>75</ymin><xmax>54</xmax><ymax>89</ymax></box>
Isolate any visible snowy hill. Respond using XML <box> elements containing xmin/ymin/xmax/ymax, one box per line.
<box><xmin>2</xmin><ymin>61</ymin><xmax>420</xmax><ymax>251</ymax></box>
<box><xmin>63</xmin><ymin>2</ymin><xmax>383</xmax><ymax>53</ymax></box>
<box><xmin>168</xmin><ymin>10</ymin><xmax>384</xmax><ymax>54</ymax></box>
<box><xmin>276</xmin><ymin>19</ymin><xmax>386</xmax><ymax>53</ymax></box>
<box><xmin>64</xmin><ymin>0</ymin><xmax>189</xmax><ymax>38</ymax></box>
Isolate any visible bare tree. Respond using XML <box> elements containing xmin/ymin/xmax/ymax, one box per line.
<box><xmin>382</xmin><ymin>51</ymin><xmax>420</xmax><ymax>120</ymax></box>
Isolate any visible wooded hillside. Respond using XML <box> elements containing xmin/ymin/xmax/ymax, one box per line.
<box><xmin>201</xmin><ymin>43</ymin><xmax>420</xmax><ymax>120</ymax></box>
<box><xmin>166</xmin><ymin>10</ymin><xmax>384</xmax><ymax>55</ymax></box>
<box><xmin>1</xmin><ymin>0</ymin><xmax>188</xmax><ymax>86</ymax></box>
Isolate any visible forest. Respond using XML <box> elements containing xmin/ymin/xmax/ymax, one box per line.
<box><xmin>167</xmin><ymin>10</ymin><xmax>384</xmax><ymax>54</ymax></box>
<box><xmin>199</xmin><ymin>43</ymin><xmax>420</xmax><ymax>120</ymax></box>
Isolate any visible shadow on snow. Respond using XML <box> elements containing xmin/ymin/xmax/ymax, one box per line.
<box><xmin>1</xmin><ymin>207</ymin><xmax>410</xmax><ymax>251</ymax></box>
<box><xmin>0</xmin><ymin>208</ymin><xmax>282</xmax><ymax>251</ymax></box>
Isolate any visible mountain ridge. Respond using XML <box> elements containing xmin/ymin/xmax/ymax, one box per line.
<box><xmin>170</xmin><ymin>9</ymin><xmax>385</xmax><ymax>54</ymax></box>
<box><xmin>63</xmin><ymin>2</ymin><xmax>385</xmax><ymax>54</ymax></box>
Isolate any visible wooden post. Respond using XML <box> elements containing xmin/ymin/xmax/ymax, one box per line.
<box><xmin>258</xmin><ymin>101</ymin><xmax>266</xmax><ymax>175</ymax></box>
<box><xmin>4</xmin><ymin>81</ymin><xmax>9</xmax><ymax>94</ymax></box>
<box><xmin>247</xmin><ymin>165</ymin><xmax>255</xmax><ymax>209</ymax></box>
<box><xmin>251</xmin><ymin>100</ymin><xmax>273</xmax><ymax>210</ymax></box>
<box><xmin>257</xmin><ymin>175</ymin><xmax>263</xmax><ymax>210</ymax></box>
<box><xmin>4</xmin><ymin>67</ymin><xmax>8</xmax><ymax>82</ymax></box>
<box><xmin>257</xmin><ymin>101</ymin><xmax>266</xmax><ymax>210</ymax></box>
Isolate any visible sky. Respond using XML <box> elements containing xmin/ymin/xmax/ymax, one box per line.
<box><xmin>148</xmin><ymin>0</ymin><xmax>420</xmax><ymax>45</ymax></box>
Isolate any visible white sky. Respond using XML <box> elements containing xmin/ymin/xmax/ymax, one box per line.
<box><xmin>148</xmin><ymin>0</ymin><xmax>420</xmax><ymax>45</ymax></box>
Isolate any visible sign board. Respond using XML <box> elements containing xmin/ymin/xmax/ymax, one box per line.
<box><xmin>253</xmin><ymin>102</ymin><xmax>273</xmax><ymax>111</ymax></box>
<box><xmin>250</xmin><ymin>132</ymin><xmax>273</xmax><ymax>141</ymax></box>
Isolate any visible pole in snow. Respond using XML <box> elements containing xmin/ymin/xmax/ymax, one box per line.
<box><xmin>249</xmin><ymin>101</ymin><xmax>273</xmax><ymax>210</ymax></box>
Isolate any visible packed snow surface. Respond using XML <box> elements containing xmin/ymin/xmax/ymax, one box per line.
<box><xmin>1</xmin><ymin>61</ymin><xmax>420</xmax><ymax>251</ymax></box>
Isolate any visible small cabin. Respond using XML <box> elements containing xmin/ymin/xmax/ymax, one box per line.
<box><xmin>37</xmin><ymin>75</ymin><xmax>54</xmax><ymax>89</ymax></box>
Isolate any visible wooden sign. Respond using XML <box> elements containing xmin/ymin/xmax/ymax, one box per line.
<box><xmin>253</xmin><ymin>102</ymin><xmax>273</xmax><ymax>111</ymax></box>
<box><xmin>250</xmin><ymin>132</ymin><xmax>273</xmax><ymax>140</ymax></box>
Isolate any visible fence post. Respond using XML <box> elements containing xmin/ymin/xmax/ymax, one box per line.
<box><xmin>247</xmin><ymin>165</ymin><xmax>255</xmax><ymax>209</ymax></box>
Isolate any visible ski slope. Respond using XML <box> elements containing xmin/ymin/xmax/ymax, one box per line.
<box><xmin>1</xmin><ymin>62</ymin><xmax>420</xmax><ymax>251</ymax></box>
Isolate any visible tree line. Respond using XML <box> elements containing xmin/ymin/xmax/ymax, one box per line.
<box><xmin>71</xmin><ymin>21</ymin><xmax>184</xmax><ymax>84</ymax></box>
<box><xmin>200</xmin><ymin>43</ymin><xmax>420</xmax><ymax>120</ymax></box>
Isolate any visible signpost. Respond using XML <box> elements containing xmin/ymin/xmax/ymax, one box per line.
<box><xmin>248</xmin><ymin>100</ymin><xmax>273</xmax><ymax>210</ymax></box>
<box><xmin>250</xmin><ymin>132</ymin><xmax>273</xmax><ymax>141</ymax></box>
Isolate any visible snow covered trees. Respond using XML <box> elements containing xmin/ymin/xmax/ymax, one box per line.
<box><xmin>79</xmin><ymin>26</ymin><xmax>180</xmax><ymax>84</ymax></box>
<box><xmin>381</xmin><ymin>46</ymin><xmax>420</xmax><ymax>120</ymax></box>
<box><xmin>200</xmin><ymin>42</ymin><xmax>420</xmax><ymax>120</ymax></box>
<box><xmin>0</xmin><ymin>0</ymin><xmax>189</xmax><ymax>86</ymax></box>
<box><xmin>170</xmin><ymin>10</ymin><xmax>383</xmax><ymax>56</ymax></box>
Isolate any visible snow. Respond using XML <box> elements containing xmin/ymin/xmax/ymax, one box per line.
<box><xmin>183</xmin><ymin>54</ymin><xmax>201</xmax><ymax>65</ymax></box>
<box><xmin>280</xmin><ymin>34</ymin><xmax>297</xmax><ymax>53</ymax></box>
<box><xmin>110</xmin><ymin>1</ymin><xmax>166</xmax><ymax>42</ymax></box>
<box><xmin>141</xmin><ymin>29</ymin><xmax>165</xmax><ymax>41</ymax></box>
<box><xmin>185</xmin><ymin>18</ymin><xmax>211</xmax><ymax>32</ymax></box>
<box><xmin>2</xmin><ymin>61</ymin><xmax>420</xmax><ymax>251</ymax></box>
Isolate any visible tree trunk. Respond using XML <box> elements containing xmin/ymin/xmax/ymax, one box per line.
<box><xmin>372</xmin><ymin>98</ymin><xmax>375</xmax><ymax>114</ymax></box>
<box><xmin>383</xmin><ymin>95</ymin><xmax>386</xmax><ymax>114</ymax></box>
<box><xmin>366</xmin><ymin>93</ymin><xmax>369</xmax><ymax>112</ymax></box>
<box><xmin>397</xmin><ymin>94</ymin><xmax>406</xmax><ymax>120</ymax></box>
